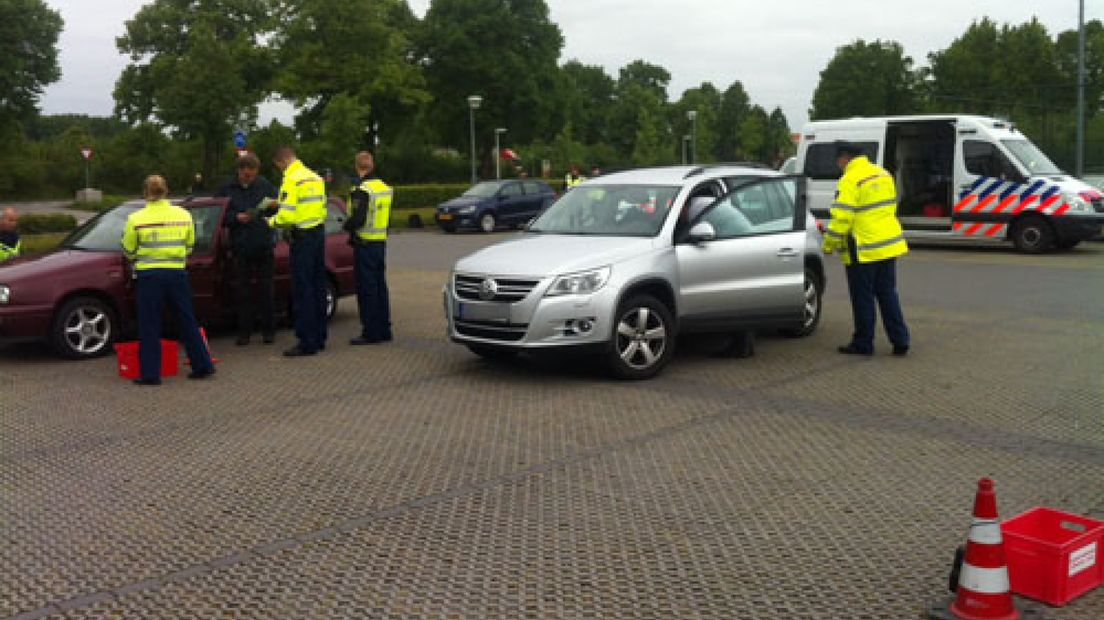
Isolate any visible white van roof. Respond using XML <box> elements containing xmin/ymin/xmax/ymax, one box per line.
<box><xmin>799</xmin><ymin>114</ymin><xmax>1019</xmax><ymax>138</ymax></box>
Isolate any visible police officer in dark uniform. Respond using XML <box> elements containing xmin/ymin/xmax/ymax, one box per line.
<box><xmin>344</xmin><ymin>151</ymin><xmax>394</xmax><ymax>344</ymax></box>
<box><xmin>215</xmin><ymin>153</ymin><xmax>279</xmax><ymax>345</ymax></box>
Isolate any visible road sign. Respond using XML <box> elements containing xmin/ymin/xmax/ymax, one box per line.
<box><xmin>80</xmin><ymin>147</ymin><xmax>94</xmax><ymax>160</ymax></box>
<box><xmin>233</xmin><ymin>131</ymin><xmax>247</xmax><ymax>149</ymax></box>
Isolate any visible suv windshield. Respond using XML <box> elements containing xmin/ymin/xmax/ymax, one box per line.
<box><xmin>1002</xmin><ymin>140</ymin><xmax>1062</xmax><ymax>175</ymax></box>
<box><xmin>462</xmin><ymin>182</ymin><xmax>502</xmax><ymax>198</ymax></box>
<box><xmin>529</xmin><ymin>184</ymin><xmax>680</xmax><ymax>237</ymax></box>
<box><xmin>61</xmin><ymin>205</ymin><xmax>140</xmax><ymax>251</ymax></box>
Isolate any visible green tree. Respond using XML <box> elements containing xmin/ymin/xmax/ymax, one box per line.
<box><xmin>418</xmin><ymin>0</ymin><xmax>564</xmax><ymax>155</ymax></box>
<box><xmin>609</xmin><ymin>60</ymin><xmax>673</xmax><ymax>161</ymax></box>
<box><xmin>1054</xmin><ymin>19</ymin><xmax>1104</xmax><ymax>117</ymax></box>
<box><xmin>0</xmin><ymin>0</ymin><xmax>63</xmax><ymax>132</ymax></box>
<box><xmin>114</xmin><ymin>0</ymin><xmax>276</xmax><ymax>180</ymax></box>
<box><xmin>737</xmin><ymin>105</ymin><xmax>769</xmax><ymax>162</ymax></box>
<box><xmin>715</xmin><ymin>81</ymin><xmax>750</xmax><ymax>161</ymax></box>
<box><xmin>810</xmin><ymin>39</ymin><xmax>918</xmax><ymax>120</ymax></box>
<box><xmin>273</xmin><ymin>0</ymin><xmax>426</xmax><ymax>146</ymax></box>
<box><xmin>673</xmin><ymin>83</ymin><xmax>722</xmax><ymax>164</ymax></box>
<box><xmin>618</xmin><ymin>60</ymin><xmax>671</xmax><ymax>101</ymax></box>
<box><xmin>766</xmin><ymin>107</ymin><xmax>793</xmax><ymax>165</ymax></box>
<box><xmin>560</xmin><ymin>61</ymin><xmax>616</xmax><ymax>146</ymax></box>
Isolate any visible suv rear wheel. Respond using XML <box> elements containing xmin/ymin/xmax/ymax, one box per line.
<box><xmin>606</xmin><ymin>294</ymin><xmax>675</xmax><ymax>380</ymax></box>
<box><xmin>780</xmin><ymin>267</ymin><xmax>822</xmax><ymax>337</ymax></box>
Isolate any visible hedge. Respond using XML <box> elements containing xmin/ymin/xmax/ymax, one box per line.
<box><xmin>391</xmin><ymin>184</ymin><xmax>469</xmax><ymax>211</ymax></box>
<box><xmin>18</xmin><ymin>213</ymin><xmax>77</xmax><ymax>234</ymax></box>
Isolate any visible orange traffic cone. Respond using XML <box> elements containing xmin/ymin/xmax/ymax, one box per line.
<box><xmin>927</xmin><ymin>478</ymin><xmax>1044</xmax><ymax>620</ymax></box>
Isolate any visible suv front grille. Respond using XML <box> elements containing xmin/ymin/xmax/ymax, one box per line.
<box><xmin>454</xmin><ymin>274</ymin><xmax>540</xmax><ymax>303</ymax></box>
<box><xmin>455</xmin><ymin>320</ymin><xmax>528</xmax><ymax>342</ymax></box>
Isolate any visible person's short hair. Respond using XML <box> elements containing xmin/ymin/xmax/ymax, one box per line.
<box><xmin>236</xmin><ymin>153</ymin><xmax>261</xmax><ymax>170</ymax></box>
<box><xmin>143</xmin><ymin>175</ymin><xmax>169</xmax><ymax>200</ymax></box>
<box><xmin>834</xmin><ymin>141</ymin><xmax>864</xmax><ymax>157</ymax></box>
<box><xmin>273</xmin><ymin>146</ymin><xmax>296</xmax><ymax>162</ymax></box>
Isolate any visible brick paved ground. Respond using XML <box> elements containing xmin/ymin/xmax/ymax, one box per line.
<box><xmin>2</xmin><ymin>235</ymin><xmax>1102</xmax><ymax>619</ymax></box>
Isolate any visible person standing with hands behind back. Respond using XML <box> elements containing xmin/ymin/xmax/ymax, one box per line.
<box><xmin>216</xmin><ymin>153</ymin><xmax>278</xmax><ymax>346</ymax></box>
<box><xmin>122</xmin><ymin>175</ymin><xmax>215</xmax><ymax>385</ymax></box>
<box><xmin>821</xmin><ymin>141</ymin><xmax>910</xmax><ymax>357</ymax></box>
<box><xmin>344</xmin><ymin>151</ymin><xmax>394</xmax><ymax>345</ymax></box>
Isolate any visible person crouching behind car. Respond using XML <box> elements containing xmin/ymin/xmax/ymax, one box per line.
<box><xmin>122</xmin><ymin>175</ymin><xmax>215</xmax><ymax>385</ymax></box>
<box><xmin>215</xmin><ymin>153</ymin><xmax>279</xmax><ymax>346</ymax></box>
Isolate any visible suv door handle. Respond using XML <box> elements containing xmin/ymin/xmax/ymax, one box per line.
<box><xmin>776</xmin><ymin>248</ymin><xmax>799</xmax><ymax>258</ymax></box>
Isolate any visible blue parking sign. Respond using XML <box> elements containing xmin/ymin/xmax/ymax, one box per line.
<box><xmin>233</xmin><ymin>130</ymin><xmax>247</xmax><ymax>148</ymax></box>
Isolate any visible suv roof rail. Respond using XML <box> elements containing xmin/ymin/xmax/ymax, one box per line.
<box><xmin>683</xmin><ymin>162</ymin><xmax>772</xmax><ymax>178</ymax></box>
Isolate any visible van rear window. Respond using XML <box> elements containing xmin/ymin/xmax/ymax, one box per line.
<box><xmin>803</xmin><ymin>142</ymin><xmax>878</xmax><ymax>180</ymax></box>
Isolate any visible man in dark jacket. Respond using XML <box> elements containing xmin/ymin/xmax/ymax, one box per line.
<box><xmin>216</xmin><ymin>153</ymin><xmax>279</xmax><ymax>345</ymax></box>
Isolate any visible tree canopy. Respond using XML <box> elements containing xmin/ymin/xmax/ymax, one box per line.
<box><xmin>0</xmin><ymin>0</ymin><xmax>63</xmax><ymax>132</ymax></box>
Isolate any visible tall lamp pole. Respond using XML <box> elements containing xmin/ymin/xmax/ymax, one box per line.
<box><xmin>687</xmin><ymin>110</ymin><xmax>698</xmax><ymax>164</ymax></box>
<box><xmin>1076</xmin><ymin>0</ymin><xmax>1085</xmax><ymax>177</ymax></box>
<box><xmin>467</xmin><ymin>95</ymin><xmax>482</xmax><ymax>184</ymax></box>
<box><xmin>495</xmin><ymin>128</ymin><xmax>508</xmax><ymax>179</ymax></box>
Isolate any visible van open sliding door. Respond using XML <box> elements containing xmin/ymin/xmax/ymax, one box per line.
<box><xmin>885</xmin><ymin>120</ymin><xmax>956</xmax><ymax>231</ymax></box>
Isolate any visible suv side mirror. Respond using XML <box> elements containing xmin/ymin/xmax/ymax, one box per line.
<box><xmin>688</xmin><ymin>221</ymin><xmax>716</xmax><ymax>244</ymax></box>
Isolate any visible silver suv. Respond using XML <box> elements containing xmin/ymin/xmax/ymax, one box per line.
<box><xmin>443</xmin><ymin>165</ymin><xmax>825</xmax><ymax>379</ymax></box>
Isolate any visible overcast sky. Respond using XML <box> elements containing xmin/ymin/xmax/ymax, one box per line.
<box><xmin>41</xmin><ymin>0</ymin><xmax>1095</xmax><ymax>130</ymax></box>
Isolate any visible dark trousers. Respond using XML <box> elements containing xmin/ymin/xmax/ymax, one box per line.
<box><xmin>354</xmin><ymin>241</ymin><xmax>392</xmax><ymax>340</ymax></box>
<box><xmin>137</xmin><ymin>269</ymin><xmax>214</xmax><ymax>380</ymax></box>
<box><xmin>289</xmin><ymin>227</ymin><xmax>328</xmax><ymax>352</ymax></box>
<box><xmin>232</xmin><ymin>250</ymin><xmax>274</xmax><ymax>338</ymax></box>
<box><xmin>844</xmin><ymin>258</ymin><xmax>910</xmax><ymax>353</ymax></box>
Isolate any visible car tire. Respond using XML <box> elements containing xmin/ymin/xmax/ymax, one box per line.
<box><xmin>325</xmin><ymin>277</ymin><xmax>338</xmax><ymax>321</ymax></box>
<box><xmin>606</xmin><ymin>294</ymin><xmax>675</xmax><ymax>380</ymax></box>
<box><xmin>466</xmin><ymin>344</ymin><xmax>519</xmax><ymax>360</ymax></box>
<box><xmin>479</xmin><ymin>212</ymin><xmax>496</xmax><ymax>233</ymax></box>
<box><xmin>1011</xmin><ymin>215</ymin><xmax>1055</xmax><ymax>253</ymax></box>
<box><xmin>51</xmin><ymin>296</ymin><xmax>117</xmax><ymax>359</ymax></box>
<box><xmin>780</xmin><ymin>267</ymin><xmax>823</xmax><ymax>338</ymax></box>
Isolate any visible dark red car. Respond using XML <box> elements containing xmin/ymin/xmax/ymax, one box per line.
<box><xmin>0</xmin><ymin>197</ymin><xmax>355</xmax><ymax>359</ymax></box>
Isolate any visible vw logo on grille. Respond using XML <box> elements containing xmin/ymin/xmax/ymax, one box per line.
<box><xmin>479</xmin><ymin>277</ymin><xmax>499</xmax><ymax>301</ymax></box>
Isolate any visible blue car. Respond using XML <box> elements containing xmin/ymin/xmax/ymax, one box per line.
<box><xmin>436</xmin><ymin>179</ymin><xmax>557</xmax><ymax>233</ymax></box>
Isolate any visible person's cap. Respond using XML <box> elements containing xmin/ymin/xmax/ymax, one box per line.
<box><xmin>834</xmin><ymin>141</ymin><xmax>864</xmax><ymax>157</ymax></box>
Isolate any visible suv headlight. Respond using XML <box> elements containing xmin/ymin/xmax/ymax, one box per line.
<box><xmin>545</xmin><ymin>266</ymin><xmax>611</xmax><ymax>297</ymax></box>
<box><xmin>0</xmin><ymin>285</ymin><xmax>9</xmax><ymax>305</ymax></box>
<box><xmin>1065</xmin><ymin>193</ymin><xmax>1091</xmax><ymax>213</ymax></box>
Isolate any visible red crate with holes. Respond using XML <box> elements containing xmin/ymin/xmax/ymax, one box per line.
<box><xmin>1002</xmin><ymin>507</ymin><xmax>1104</xmax><ymax>606</ymax></box>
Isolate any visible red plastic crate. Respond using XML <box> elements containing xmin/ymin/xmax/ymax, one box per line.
<box><xmin>114</xmin><ymin>340</ymin><xmax>179</xmax><ymax>379</ymax></box>
<box><xmin>1002</xmin><ymin>507</ymin><xmax>1104</xmax><ymax>606</ymax></box>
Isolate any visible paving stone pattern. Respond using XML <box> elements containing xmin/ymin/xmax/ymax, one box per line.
<box><xmin>2</xmin><ymin>239</ymin><xmax>1103</xmax><ymax>619</ymax></box>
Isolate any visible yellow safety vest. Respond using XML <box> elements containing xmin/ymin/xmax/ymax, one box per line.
<box><xmin>121</xmin><ymin>200</ymin><xmax>195</xmax><ymax>270</ymax></box>
<box><xmin>270</xmin><ymin>159</ymin><xmax>326</xmax><ymax>230</ymax></box>
<box><xmin>824</xmin><ymin>156</ymin><xmax>908</xmax><ymax>265</ymax></box>
<box><xmin>0</xmin><ymin>234</ymin><xmax>20</xmax><ymax>262</ymax></box>
<box><xmin>564</xmin><ymin>174</ymin><xmax>584</xmax><ymax>189</ymax></box>
<box><xmin>352</xmin><ymin>178</ymin><xmax>394</xmax><ymax>241</ymax></box>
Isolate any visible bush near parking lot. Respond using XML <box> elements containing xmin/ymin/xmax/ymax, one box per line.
<box><xmin>17</xmin><ymin>213</ymin><xmax>77</xmax><ymax>234</ymax></box>
<box><xmin>394</xmin><ymin>184</ymin><xmax>470</xmax><ymax>210</ymax></box>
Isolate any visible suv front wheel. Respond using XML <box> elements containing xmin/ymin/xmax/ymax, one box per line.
<box><xmin>606</xmin><ymin>294</ymin><xmax>675</xmax><ymax>380</ymax></box>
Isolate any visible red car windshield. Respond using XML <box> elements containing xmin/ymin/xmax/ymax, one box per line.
<box><xmin>62</xmin><ymin>204</ymin><xmax>223</xmax><ymax>253</ymax></box>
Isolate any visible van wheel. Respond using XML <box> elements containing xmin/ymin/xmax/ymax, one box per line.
<box><xmin>780</xmin><ymin>267</ymin><xmax>822</xmax><ymax>337</ymax></box>
<box><xmin>606</xmin><ymin>294</ymin><xmax>675</xmax><ymax>380</ymax></box>
<box><xmin>51</xmin><ymin>296</ymin><xmax>116</xmax><ymax>359</ymax></box>
<box><xmin>479</xmin><ymin>212</ymin><xmax>497</xmax><ymax>233</ymax></box>
<box><xmin>466</xmin><ymin>344</ymin><xmax>518</xmax><ymax>360</ymax></box>
<box><xmin>1011</xmin><ymin>216</ymin><xmax>1055</xmax><ymax>253</ymax></box>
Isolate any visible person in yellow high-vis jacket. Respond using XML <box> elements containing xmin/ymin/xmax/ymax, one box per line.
<box><xmin>121</xmin><ymin>175</ymin><xmax>215</xmax><ymax>385</ymax></box>
<box><xmin>268</xmin><ymin>146</ymin><xmax>328</xmax><ymax>357</ymax></box>
<box><xmin>0</xmin><ymin>207</ymin><xmax>21</xmax><ymax>263</ymax></box>
<box><xmin>343</xmin><ymin>151</ymin><xmax>394</xmax><ymax>345</ymax></box>
<box><xmin>822</xmin><ymin>142</ymin><xmax>910</xmax><ymax>356</ymax></box>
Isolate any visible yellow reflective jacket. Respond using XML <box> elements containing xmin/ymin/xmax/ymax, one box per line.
<box><xmin>350</xmin><ymin>178</ymin><xmax>394</xmax><ymax>241</ymax></box>
<box><xmin>269</xmin><ymin>159</ymin><xmax>326</xmax><ymax>230</ymax></box>
<box><xmin>121</xmin><ymin>200</ymin><xmax>195</xmax><ymax>270</ymax></box>
<box><xmin>824</xmin><ymin>156</ymin><xmax>908</xmax><ymax>265</ymax></box>
<box><xmin>0</xmin><ymin>232</ymin><xmax>20</xmax><ymax>262</ymax></box>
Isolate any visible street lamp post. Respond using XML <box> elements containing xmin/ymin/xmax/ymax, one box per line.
<box><xmin>682</xmin><ymin>135</ymin><xmax>690</xmax><ymax>165</ymax></box>
<box><xmin>687</xmin><ymin>110</ymin><xmax>698</xmax><ymax>164</ymax></box>
<box><xmin>1076</xmin><ymin>0</ymin><xmax>1085</xmax><ymax>177</ymax></box>
<box><xmin>495</xmin><ymin>128</ymin><xmax>508</xmax><ymax>179</ymax></box>
<box><xmin>467</xmin><ymin>95</ymin><xmax>482</xmax><ymax>185</ymax></box>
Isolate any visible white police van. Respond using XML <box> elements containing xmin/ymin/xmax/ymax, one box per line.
<box><xmin>795</xmin><ymin>115</ymin><xmax>1104</xmax><ymax>252</ymax></box>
